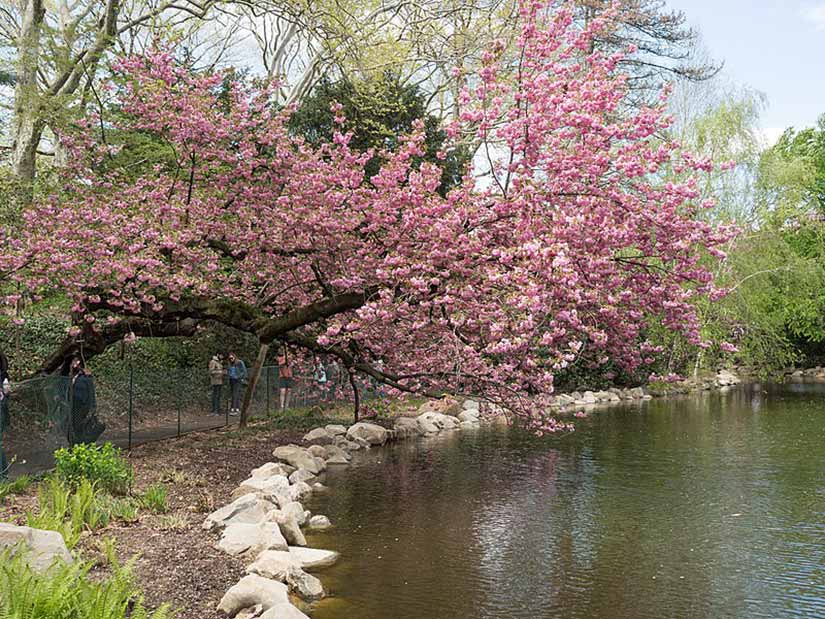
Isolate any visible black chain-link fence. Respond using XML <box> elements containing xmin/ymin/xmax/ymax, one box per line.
<box><xmin>0</xmin><ymin>361</ymin><xmax>382</xmax><ymax>479</ymax></box>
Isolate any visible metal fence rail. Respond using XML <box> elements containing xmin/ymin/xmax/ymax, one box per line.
<box><xmin>0</xmin><ymin>362</ymin><xmax>378</xmax><ymax>479</ymax></box>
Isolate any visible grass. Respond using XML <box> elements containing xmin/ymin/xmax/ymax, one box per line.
<box><xmin>0</xmin><ymin>475</ymin><xmax>33</xmax><ymax>502</ymax></box>
<box><xmin>140</xmin><ymin>483</ymin><xmax>168</xmax><ymax>514</ymax></box>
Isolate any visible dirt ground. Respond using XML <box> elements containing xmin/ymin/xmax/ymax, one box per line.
<box><xmin>1</xmin><ymin>419</ymin><xmax>313</xmax><ymax>618</ymax></box>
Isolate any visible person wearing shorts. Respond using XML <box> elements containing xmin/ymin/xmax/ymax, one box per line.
<box><xmin>278</xmin><ymin>350</ymin><xmax>293</xmax><ymax>411</ymax></box>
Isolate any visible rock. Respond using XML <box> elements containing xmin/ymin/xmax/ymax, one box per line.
<box><xmin>288</xmin><ymin>481</ymin><xmax>313</xmax><ymax>503</ymax></box>
<box><xmin>217</xmin><ymin>574</ymin><xmax>289</xmax><ymax>617</ymax></box>
<box><xmin>236</xmin><ymin>604</ymin><xmax>265</xmax><ymax>619</ymax></box>
<box><xmin>325</xmin><ymin>424</ymin><xmax>348</xmax><ymax>436</ymax></box>
<box><xmin>287</xmin><ymin>546</ymin><xmax>340</xmax><ymax>570</ymax></box>
<box><xmin>247</xmin><ymin>550</ymin><xmax>302</xmax><ymax>581</ymax></box>
<box><xmin>462</xmin><ymin>399</ymin><xmax>480</xmax><ymax>411</ymax></box>
<box><xmin>344</xmin><ymin>440</ymin><xmax>362</xmax><ymax>450</ymax></box>
<box><xmin>312</xmin><ymin>482</ymin><xmax>328</xmax><ymax>491</ymax></box>
<box><xmin>717</xmin><ymin>369</ymin><xmax>741</xmax><ymax>386</ymax></box>
<box><xmin>570</xmin><ymin>391</ymin><xmax>583</xmax><ymax>401</ymax></box>
<box><xmin>272</xmin><ymin>512</ymin><xmax>306</xmax><ymax>546</ymax></box>
<box><xmin>302</xmin><ymin>427</ymin><xmax>333</xmax><ymax>445</ymax></box>
<box><xmin>232</xmin><ymin>475</ymin><xmax>290</xmax><ymax>502</ymax></box>
<box><xmin>307</xmin><ymin>515</ymin><xmax>331</xmax><ymax>530</ymax></box>
<box><xmin>306</xmin><ymin>444</ymin><xmax>327</xmax><ymax>458</ymax></box>
<box><xmin>286</xmin><ymin>566</ymin><xmax>324</xmax><ymax>601</ymax></box>
<box><xmin>416</xmin><ymin>414</ymin><xmax>440</xmax><ymax>434</ymax></box>
<box><xmin>459</xmin><ymin>420</ymin><xmax>480</xmax><ymax>430</ymax></box>
<box><xmin>288</xmin><ymin>469</ymin><xmax>316</xmax><ymax>485</ymax></box>
<box><xmin>259</xmin><ymin>603</ymin><xmax>310</xmax><ymax>619</ymax></box>
<box><xmin>354</xmin><ymin>437</ymin><xmax>372</xmax><ymax>449</ymax></box>
<box><xmin>628</xmin><ymin>387</ymin><xmax>645</xmax><ymax>399</ymax></box>
<box><xmin>217</xmin><ymin>522</ymin><xmax>288</xmax><ymax>556</ymax></box>
<box><xmin>457</xmin><ymin>410</ymin><xmax>479</xmax><ymax>423</ymax></box>
<box><xmin>555</xmin><ymin>394</ymin><xmax>575</xmax><ymax>406</ymax></box>
<box><xmin>251</xmin><ymin>463</ymin><xmax>294</xmax><ymax>479</ymax></box>
<box><xmin>346</xmin><ymin>422</ymin><xmax>388</xmax><ymax>445</ymax></box>
<box><xmin>272</xmin><ymin>446</ymin><xmax>324</xmax><ymax>475</ymax></box>
<box><xmin>593</xmin><ymin>390</ymin><xmax>612</xmax><ymax>402</ymax></box>
<box><xmin>581</xmin><ymin>391</ymin><xmax>597</xmax><ymax>404</ymax></box>
<box><xmin>282</xmin><ymin>502</ymin><xmax>306</xmax><ymax>527</ymax></box>
<box><xmin>203</xmin><ymin>494</ymin><xmax>274</xmax><ymax>531</ymax></box>
<box><xmin>417</xmin><ymin>396</ymin><xmax>462</xmax><ymax>417</ymax></box>
<box><xmin>0</xmin><ymin>523</ymin><xmax>73</xmax><ymax>572</ymax></box>
<box><xmin>325</xmin><ymin>454</ymin><xmax>349</xmax><ymax>465</ymax></box>
<box><xmin>393</xmin><ymin>417</ymin><xmax>421</xmax><ymax>438</ymax></box>
<box><xmin>312</xmin><ymin>457</ymin><xmax>327</xmax><ymax>473</ymax></box>
<box><xmin>323</xmin><ymin>444</ymin><xmax>352</xmax><ymax>462</ymax></box>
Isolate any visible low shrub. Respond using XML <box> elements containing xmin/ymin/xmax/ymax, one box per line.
<box><xmin>0</xmin><ymin>475</ymin><xmax>33</xmax><ymax>502</ymax></box>
<box><xmin>141</xmin><ymin>483</ymin><xmax>168</xmax><ymax>514</ymax></box>
<box><xmin>55</xmin><ymin>442</ymin><xmax>133</xmax><ymax>495</ymax></box>
<box><xmin>0</xmin><ymin>548</ymin><xmax>173</xmax><ymax>618</ymax></box>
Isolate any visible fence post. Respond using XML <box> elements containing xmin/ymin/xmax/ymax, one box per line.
<box><xmin>128</xmin><ymin>358</ymin><xmax>134</xmax><ymax>449</ymax></box>
<box><xmin>176</xmin><ymin>371</ymin><xmax>182</xmax><ymax>438</ymax></box>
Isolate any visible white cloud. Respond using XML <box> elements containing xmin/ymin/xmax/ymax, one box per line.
<box><xmin>802</xmin><ymin>4</ymin><xmax>825</xmax><ymax>31</ymax></box>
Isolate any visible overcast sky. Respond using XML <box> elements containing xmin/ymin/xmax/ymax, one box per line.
<box><xmin>669</xmin><ymin>0</ymin><xmax>824</xmax><ymax>142</ymax></box>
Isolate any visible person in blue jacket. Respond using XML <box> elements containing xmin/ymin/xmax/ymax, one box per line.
<box><xmin>227</xmin><ymin>352</ymin><xmax>247</xmax><ymax>416</ymax></box>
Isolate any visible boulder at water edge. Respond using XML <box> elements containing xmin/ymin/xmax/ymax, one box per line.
<box><xmin>457</xmin><ymin>410</ymin><xmax>479</xmax><ymax>423</ymax></box>
<box><xmin>286</xmin><ymin>565</ymin><xmax>324</xmax><ymax>601</ymax></box>
<box><xmin>417</xmin><ymin>396</ymin><xmax>462</xmax><ymax>416</ymax></box>
<box><xmin>0</xmin><ymin>523</ymin><xmax>73</xmax><ymax>572</ymax></box>
<box><xmin>247</xmin><ymin>550</ymin><xmax>303</xmax><ymax>581</ymax></box>
<box><xmin>287</xmin><ymin>546</ymin><xmax>340</xmax><ymax>570</ymax></box>
<box><xmin>281</xmin><ymin>501</ymin><xmax>306</xmax><ymax>527</ymax></box>
<box><xmin>217</xmin><ymin>574</ymin><xmax>290</xmax><ymax>617</ymax></box>
<box><xmin>270</xmin><ymin>511</ymin><xmax>306</xmax><ymax>546</ymax></box>
<box><xmin>216</xmin><ymin>522</ymin><xmax>288</xmax><ymax>557</ymax></box>
<box><xmin>251</xmin><ymin>463</ymin><xmax>294</xmax><ymax>479</ymax></box>
<box><xmin>308</xmin><ymin>515</ymin><xmax>332</xmax><ymax>530</ymax></box>
<box><xmin>204</xmin><ymin>494</ymin><xmax>275</xmax><ymax>531</ymax></box>
<box><xmin>272</xmin><ymin>445</ymin><xmax>324</xmax><ymax>475</ymax></box>
<box><xmin>346</xmin><ymin>422</ymin><xmax>388</xmax><ymax>446</ymax></box>
<box><xmin>325</xmin><ymin>424</ymin><xmax>347</xmax><ymax>436</ymax></box>
<box><xmin>302</xmin><ymin>427</ymin><xmax>333</xmax><ymax>445</ymax></box>
<box><xmin>260</xmin><ymin>603</ymin><xmax>310</xmax><ymax>619</ymax></box>
<box><xmin>288</xmin><ymin>469</ymin><xmax>316</xmax><ymax>486</ymax></box>
<box><xmin>232</xmin><ymin>475</ymin><xmax>290</xmax><ymax>502</ymax></box>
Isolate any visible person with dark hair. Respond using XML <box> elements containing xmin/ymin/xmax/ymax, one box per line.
<box><xmin>67</xmin><ymin>357</ymin><xmax>105</xmax><ymax>445</ymax></box>
<box><xmin>208</xmin><ymin>353</ymin><xmax>225</xmax><ymax>415</ymax></box>
<box><xmin>278</xmin><ymin>349</ymin><xmax>293</xmax><ymax>411</ymax></box>
<box><xmin>227</xmin><ymin>352</ymin><xmax>247</xmax><ymax>417</ymax></box>
<box><xmin>0</xmin><ymin>349</ymin><xmax>9</xmax><ymax>479</ymax></box>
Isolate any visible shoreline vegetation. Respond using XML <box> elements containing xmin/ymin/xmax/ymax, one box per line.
<box><xmin>1</xmin><ymin>364</ymin><xmax>823</xmax><ymax>617</ymax></box>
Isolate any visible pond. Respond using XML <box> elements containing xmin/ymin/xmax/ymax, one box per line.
<box><xmin>304</xmin><ymin>383</ymin><xmax>825</xmax><ymax>619</ymax></box>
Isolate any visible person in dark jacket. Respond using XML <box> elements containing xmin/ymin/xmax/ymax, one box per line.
<box><xmin>67</xmin><ymin>357</ymin><xmax>105</xmax><ymax>445</ymax></box>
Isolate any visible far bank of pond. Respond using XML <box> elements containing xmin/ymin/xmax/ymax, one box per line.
<box><xmin>303</xmin><ymin>382</ymin><xmax>825</xmax><ymax>619</ymax></box>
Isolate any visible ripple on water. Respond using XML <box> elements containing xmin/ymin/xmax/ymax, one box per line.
<box><xmin>305</xmin><ymin>385</ymin><xmax>825</xmax><ymax>619</ymax></box>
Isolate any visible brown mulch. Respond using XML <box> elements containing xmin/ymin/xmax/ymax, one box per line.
<box><xmin>0</xmin><ymin>420</ymin><xmax>307</xmax><ymax>619</ymax></box>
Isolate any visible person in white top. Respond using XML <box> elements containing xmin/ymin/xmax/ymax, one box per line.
<box><xmin>0</xmin><ymin>349</ymin><xmax>10</xmax><ymax>479</ymax></box>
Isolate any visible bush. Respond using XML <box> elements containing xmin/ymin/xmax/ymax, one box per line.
<box><xmin>55</xmin><ymin>443</ymin><xmax>133</xmax><ymax>495</ymax></box>
<box><xmin>0</xmin><ymin>547</ymin><xmax>173</xmax><ymax>619</ymax></box>
<box><xmin>141</xmin><ymin>483</ymin><xmax>168</xmax><ymax>514</ymax></box>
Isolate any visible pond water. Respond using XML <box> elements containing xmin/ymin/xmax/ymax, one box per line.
<box><xmin>304</xmin><ymin>383</ymin><xmax>825</xmax><ymax>619</ymax></box>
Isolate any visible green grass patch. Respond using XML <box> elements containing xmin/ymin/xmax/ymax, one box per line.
<box><xmin>0</xmin><ymin>475</ymin><xmax>33</xmax><ymax>502</ymax></box>
<box><xmin>140</xmin><ymin>483</ymin><xmax>168</xmax><ymax>514</ymax></box>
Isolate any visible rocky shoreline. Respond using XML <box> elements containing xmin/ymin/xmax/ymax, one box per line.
<box><xmin>205</xmin><ymin>369</ymin><xmax>758</xmax><ymax>618</ymax></box>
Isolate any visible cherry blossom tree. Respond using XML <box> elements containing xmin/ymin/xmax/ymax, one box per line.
<box><xmin>1</xmin><ymin>1</ymin><xmax>734</xmax><ymax>431</ymax></box>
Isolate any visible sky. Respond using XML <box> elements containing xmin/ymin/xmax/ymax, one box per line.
<box><xmin>668</xmin><ymin>0</ymin><xmax>824</xmax><ymax>143</ymax></box>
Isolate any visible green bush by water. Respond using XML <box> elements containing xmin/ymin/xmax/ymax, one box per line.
<box><xmin>55</xmin><ymin>443</ymin><xmax>133</xmax><ymax>495</ymax></box>
<box><xmin>0</xmin><ymin>547</ymin><xmax>173</xmax><ymax>619</ymax></box>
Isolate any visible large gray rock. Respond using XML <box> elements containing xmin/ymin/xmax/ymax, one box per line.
<box><xmin>288</xmin><ymin>481</ymin><xmax>313</xmax><ymax>503</ymax></box>
<box><xmin>281</xmin><ymin>502</ymin><xmax>306</xmax><ymax>527</ymax></box>
<box><xmin>416</xmin><ymin>414</ymin><xmax>440</xmax><ymax>434</ymax></box>
<box><xmin>418</xmin><ymin>412</ymin><xmax>459</xmax><ymax>431</ymax></box>
<box><xmin>306</xmin><ymin>444</ymin><xmax>327</xmax><ymax>458</ymax></box>
<box><xmin>272</xmin><ymin>446</ymin><xmax>324</xmax><ymax>475</ymax></box>
<box><xmin>457</xmin><ymin>410</ymin><xmax>479</xmax><ymax>423</ymax></box>
<box><xmin>251</xmin><ymin>463</ymin><xmax>293</xmax><ymax>479</ymax></box>
<box><xmin>288</xmin><ymin>546</ymin><xmax>340</xmax><ymax>570</ymax></box>
<box><xmin>235</xmin><ymin>604</ymin><xmax>264</xmax><ymax>619</ymax></box>
<box><xmin>0</xmin><ymin>523</ymin><xmax>73</xmax><ymax>572</ymax></box>
<box><xmin>247</xmin><ymin>550</ymin><xmax>302</xmax><ymax>581</ymax></box>
<box><xmin>302</xmin><ymin>427</ymin><xmax>333</xmax><ymax>446</ymax></box>
<box><xmin>217</xmin><ymin>574</ymin><xmax>289</xmax><ymax>617</ymax></box>
<box><xmin>286</xmin><ymin>566</ymin><xmax>324</xmax><ymax>601</ymax></box>
<box><xmin>346</xmin><ymin>422</ymin><xmax>388</xmax><ymax>446</ymax></box>
<box><xmin>307</xmin><ymin>515</ymin><xmax>332</xmax><ymax>530</ymax></box>
<box><xmin>216</xmin><ymin>522</ymin><xmax>288</xmax><ymax>557</ymax></box>
<box><xmin>272</xmin><ymin>511</ymin><xmax>306</xmax><ymax>546</ymax></box>
<box><xmin>462</xmin><ymin>399</ymin><xmax>480</xmax><ymax>411</ymax></box>
<box><xmin>203</xmin><ymin>494</ymin><xmax>275</xmax><ymax>531</ymax></box>
<box><xmin>717</xmin><ymin>369</ymin><xmax>741</xmax><ymax>386</ymax></box>
<box><xmin>393</xmin><ymin>417</ymin><xmax>421</xmax><ymax>438</ymax></box>
<box><xmin>459</xmin><ymin>420</ymin><xmax>480</xmax><ymax>430</ymax></box>
<box><xmin>323</xmin><ymin>444</ymin><xmax>352</xmax><ymax>462</ymax></box>
<box><xmin>260</xmin><ymin>603</ymin><xmax>310</xmax><ymax>619</ymax></box>
<box><xmin>288</xmin><ymin>469</ymin><xmax>316</xmax><ymax>486</ymax></box>
<box><xmin>232</xmin><ymin>475</ymin><xmax>290</xmax><ymax>501</ymax></box>
<box><xmin>628</xmin><ymin>387</ymin><xmax>645</xmax><ymax>399</ymax></box>
<box><xmin>417</xmin><ymin>396</ymin><xmax>462</xmax><ymax>416</ymax></box>
<box><xmin>324</xmin><ymin>424</ymin><xmax>347</xmax><ymax>436</ymax></box>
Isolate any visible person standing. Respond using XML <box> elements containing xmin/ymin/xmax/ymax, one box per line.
<box><xmin>208</xmin><ymin>354</ymin><xmax>225</xmax><ymax>415</ymax></box>
<box><xmin>227</xmin><ymin>352</ymin><xmax>247</xmax><ymax>416</ymax></box>
<box><xmin>278</xmin><ymin>349</ymin><xmax>293</xmax><ymax>411</ymax></box>
<box><xmin>314</xmin><ymin>359</ymin><xmax>328</xmax><ymax>402</ymax></box>
<box><xmin>68</xmin><ymin>357</ymin><xmax>104</xmax><ymax>445</ymax></box>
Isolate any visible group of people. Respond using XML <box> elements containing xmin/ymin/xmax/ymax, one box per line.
<box><xmin>208</xmin><ymin>352</ymin><xmax>248</xmax><ymax>416</ymax></box>
<box><xmin>207</xmin><ymin>349</ymin><xmax>343</xmax><ymax>416</ymax></box>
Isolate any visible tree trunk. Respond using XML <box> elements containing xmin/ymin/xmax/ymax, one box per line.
<box><xmin>12</xmin><ymin>0</ymin><xmax>46</xmax><ymax>199</ymax></box>
<box><xmin>240</xmin><ymin>343</ymin><xmax>269</xmax><ymax>428</ymax></box>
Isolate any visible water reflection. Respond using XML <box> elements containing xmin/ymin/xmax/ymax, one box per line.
<box><xmin>306</xmin><ymin>384</ymin><xmax>825</xmax><ymax>619</ymax></box>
